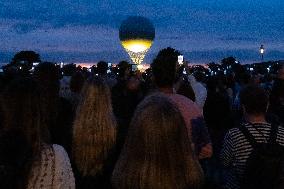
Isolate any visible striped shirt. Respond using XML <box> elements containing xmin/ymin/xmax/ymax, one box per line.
<box><xmin>221</xmin><ymin>122</ymin><xmax>284</xmax><ymax>189</ymax></box>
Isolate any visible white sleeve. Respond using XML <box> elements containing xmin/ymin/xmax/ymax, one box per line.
<box><xmin>194</xmin><ymin>84</ymin><xmax>207</xmax><ymax>109</ymax></box>
<box><xmin>53</xmin><ymin>144</ymin><xmax>75</xmax><ymax>189</ymax></box>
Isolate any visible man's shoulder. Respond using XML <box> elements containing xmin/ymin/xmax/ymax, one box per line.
<box><xmin>223</xmin><ymin>127</ymin><xmax>245</xmax><ymax>144</ymax></box>
<box><xmin>227</xmin><ymin>127</ymin><xmax>242</xmax><ymax>136</ymax></box>
<box><xmin>168</xmin><ymin>94</ymin><xmax>202</xmax><ymax>116</ymax></box>
<box><xmin>169</xmin><ymin>93</ymin><xmax>196</xmax><ymax>105</ymax></box>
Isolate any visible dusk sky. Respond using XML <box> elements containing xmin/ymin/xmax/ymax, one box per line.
<box><xmin>0</xmin><ymin>0</ymin><xmax>283</xmax><ymax>64</ymax></box>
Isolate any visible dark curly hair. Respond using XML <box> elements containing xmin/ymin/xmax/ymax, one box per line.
<box><xmin>151</xmin><ymin>47</ymin><xmax>180</xmax><ymax>88</ymax></box>
<box><xmin>240</xmin><ymin>84</ymin><xmax>269</xmax><ymax>115</ymax></box>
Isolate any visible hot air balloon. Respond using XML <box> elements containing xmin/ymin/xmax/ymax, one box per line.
<box><xmin>119</xmin><ymin>16</ymin><xmax>155</xmax><ymax>65</ymax></box>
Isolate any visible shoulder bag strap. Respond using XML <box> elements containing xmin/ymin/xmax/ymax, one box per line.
<box><xmin>239</xmin><ymin>124</ymin><xmax>258</xmax><ymax>147</ymax></box>
<box><xmin>268</xmin><ymin>122</ymin><xmax>279</xmax><ymax>144</ymax></box>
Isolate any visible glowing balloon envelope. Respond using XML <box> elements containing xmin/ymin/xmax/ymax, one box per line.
<box><xmin>119</xmin><ymin>16</ymin><xmax>155</xmax><ymax>65</ymax></box>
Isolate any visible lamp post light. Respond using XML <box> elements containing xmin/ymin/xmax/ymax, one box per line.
<box><xmin>260</xmin><ymin>44</ymin><xmax>265</xmax><ymax>61</ymax></box>
<box><xmin>178</xmin><ymin>55</ymin><xmax>184</xmax><ymax>65</ymax></box>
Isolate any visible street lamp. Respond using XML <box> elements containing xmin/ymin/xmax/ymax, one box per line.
<box><xmin>178</xmin><ymin>55</ymin><xmax>184</xmax><ymax>65</ymax></box>
<box><xmin>260</xmin><ymin>44</ymin><xmax>265</xmax><ymax>61</ymax></box>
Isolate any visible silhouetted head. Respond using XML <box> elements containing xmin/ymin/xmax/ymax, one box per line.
<box><xmin>62</xmin><ymin>63</ymin><xmax>77</xmax><ymax>76</ymax></box>
<box><xmin>240</xmin><ymin>85</ymin><xmax>269</xmax><ymax>115</ymax></box>
<box><xmin>97</xmin><ymin>61</ymin><xmax>108</xmax><ymax>75</ymax></box>
<box><xmin>70</xmin><ymin>71</ymin><xmax>85</xmax><ymax>93</ymax></box>
<box><xmin>151</xmin><ymin>47</ymin><xmax>180</xmax><ymax>88</ymax></box>
<box><xmin>118</xmin><ymin>61</ymin><xmax>130</xmax><ymax>79</ymax></box>
<box><xmin>194</xmin><ymin>71</ymin><xmax>206</xmax><ymax>83</ymax></box>
<box><xmin>34</xmin><ymin>62</ymin><xmax>60</xmax><ymax>97</ymax></box>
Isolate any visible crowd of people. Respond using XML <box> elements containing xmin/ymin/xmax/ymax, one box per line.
<box><xmin>0</xmin><ymin>47</ymin><xmax>283</xmax><ymax>189</ymax></box>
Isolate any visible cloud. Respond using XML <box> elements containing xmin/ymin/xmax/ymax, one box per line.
<box><xmin>220</xmin><ymin>37</ymin><xmax>258</xmax><ymax>42</ymax></box>
<box><xmin>0</xmin><ymin>0</ymin><xmax>283</xmax><ymax>63</ymax></box>
<box><xmin>12</xmin><ymin>23</ymin><xmax>41</xmax><ymax>34</ymax></box>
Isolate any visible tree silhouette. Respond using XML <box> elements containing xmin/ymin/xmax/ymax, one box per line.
<box><xmin>221</xmin><ymin>56</ymin><xmax>236</xmax><ymax>68</ymax></box>
<box><xmin>10</xmin><ymin>51</ymin><xmax>41</xmax><ymax>72</ymax></box>
<box><xmin>62</xmin><ymin>63</ymin><xmax>77</xmax><ymax>76</ymax></box>
<box><xmin>207</xmin><ymin>62</ymin><xmax>220</xmax><ymax>72</ymax></box>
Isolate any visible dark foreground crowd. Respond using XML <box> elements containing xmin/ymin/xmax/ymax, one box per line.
<box><xmin>0</xmin><ymin>47</ymin><xmax>283</xmax><ymax>189</ymax></box>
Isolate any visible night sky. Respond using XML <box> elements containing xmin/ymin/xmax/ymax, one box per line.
<box><xmin>0</xmin><ymin>0</ymin><xmax>283</xmax><ymax>64</ymax></box>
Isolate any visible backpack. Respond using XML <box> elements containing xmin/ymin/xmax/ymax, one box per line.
<box><xmin>239</xmin><ymin>123</ymin><xmax>284</xmax><ymax>189</ymax></box>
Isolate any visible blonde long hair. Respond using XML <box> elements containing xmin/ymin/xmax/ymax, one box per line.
<box><xmin>72</xmin><ymin>77</ymin><xmax>117</xmax><ymax>177</ymax></box>
<box><xmin>112</xmin><ymin>94</ymin><xmax>203</xmax><ymax>189</ymax></box>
